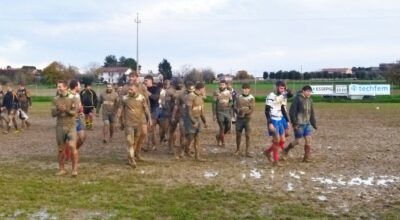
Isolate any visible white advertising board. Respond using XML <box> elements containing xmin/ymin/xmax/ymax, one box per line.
<box><xmin>348</xmin><ymin>84</ymin><xmax>391</xmax><ymax>95</ymax></box>
<box><xmin>311</xmin><ymin>85</ymin><xmax>334</xmax><ymax>95</ymax></box>
<box><xmin>335</xmin><ymin>85</ymin><xmax>348</xmax><ymax>94</ymax></box>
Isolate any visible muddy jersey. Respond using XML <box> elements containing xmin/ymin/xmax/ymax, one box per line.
<box><xmin>98</xmin><ymin>91</ymin><xmax>119</xmax><ymax>114</ymax></box>
<box><xmin>235</xmin><ymin>94</ymin><xmax>255</xmax><ymax>119</ymax></box>
<box><xmin>162</xmin><ymin>87</ymin><xmax>176</xmax><ymax>115</ymax></box>
<box><xmin>213</xmin><ymin>89</ymin><xmax>232</xmax><ymax>111</ymax></box>
<box><xmin>0</xmin><ymin>90</ymin><xmax>4</xmax><ymax>106</ymax></box>
<box><xmin>51</xmin><ymin>93</ymin><xmax>78</xmax><ymax>127</ymax></box>
<box><xmin>185</xmin><ymin>92</ymin><xmax>205</xmax><ymax>119</ymax></box>
<box><xmin>120</xmin><ymin>93</ymin><xmax>149</xmax><ymax>127</ymax></box>
<box><xmin>289</xmin><ymin>93</ymin><xmax>316</xmax><ymax>128</ymax></box>
<box><xmin>265</xmin><ymin>92</ymin><xmax>285</xmax><ymax>120</ymax></box>
<box><xmin>174</xmin><ymin>89</ymin><xmax>188</xmax><ymax>118</ymax></box>
<box><xmin>16</xmin><ymin>88</ymin><xmax>30</xmax><ymax>104</ymax></box>
<box><xmin>68</xmin><ymin>91</ymin><xmax>83</xmax><ymax>115</ymax></box>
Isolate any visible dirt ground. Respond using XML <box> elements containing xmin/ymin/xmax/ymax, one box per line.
<box><xmin>1</xmin><ymin>102</ymin><xmax>400</xmax><ymax>217</ymax></box>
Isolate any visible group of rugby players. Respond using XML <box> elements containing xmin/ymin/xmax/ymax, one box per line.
<box><xmin>51</xmin><ymin>72</ymin><xmax>316</xmax><ymax>177</ymax></box>
<box><xmin>0</xmin><ymin>83</ymin><xmax>32</xmax><ymax>134</ymax></box>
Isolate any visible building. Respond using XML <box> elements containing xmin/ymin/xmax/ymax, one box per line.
<box><xmin>217</xmin><ymin>74</ymin><xmax>234</xmax><ymax>82</ymax></box>
<box><xmin>98</xmin><ymin>67</ymin><xmax>132</xmax><ymax>84</ymax></box>
<box><xmin>0</xmin><ymin>66</ymin><xmax>42</xmax><ymax>83</ymax></box>
<box><xmin>321</xmin><ymin>68</ymin><xmax>352</xmax><ymax>75</ymax></box>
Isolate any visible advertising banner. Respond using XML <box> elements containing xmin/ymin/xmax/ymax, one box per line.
<box><xmin>348</xmin><ymin>84</ymin><xmax>391</xmax><ymax>95</ymax></box>
<box><xmin>311</xmin><ymin>85</ymin><xmax>334</xmax><ymax>95</ymax></box>
<box><xmin>335</xmin><ymin>85</ymin><xmax>348</xmax><ymax>94</ymax></box>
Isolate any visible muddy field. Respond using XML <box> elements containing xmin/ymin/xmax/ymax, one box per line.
<box><xmin>1</xmin><ymin>102</ymin><xmax>400</xmax><ymax>218</ymax></box>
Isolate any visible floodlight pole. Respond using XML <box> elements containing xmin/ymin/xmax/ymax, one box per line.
<box><xmin>135</xmin><ymin>13</ymin><xmax>141</xmax><ymax>74</ymax></box>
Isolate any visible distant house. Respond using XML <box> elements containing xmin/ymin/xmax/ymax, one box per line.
<box><xmin>321</xmin><ymin>68</ymin><xmax>352</xmax><ymax>75</ymax></box>
<box><xmin>217</xmin><ymin>74</ymin><xmax>234</xmax><ymax>82</ymax></box>
<box><xmin>98</xmin><ymin>67</ymin><xmax>132</xmax><ymax>84</ymax></box>
<box><xmin>0</xmin><ymin>66</ymin><xmax>41</xmax><ymax>83</ymax></box>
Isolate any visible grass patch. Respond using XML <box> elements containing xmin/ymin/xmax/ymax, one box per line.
<box><xmin>0</xmin><ymin>163</ymin><xmax>335</xmax><ymax>219</ymax></box>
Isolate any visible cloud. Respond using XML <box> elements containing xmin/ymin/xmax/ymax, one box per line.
<box><xmin>142</xmin><ymin>0</ymin><xmax>229</xmax><ymax>18</ymax></box>
<box><xmin>0</xmin><ymin>39</ymin><xmax>27</xmax><ymax>52</ymax></box>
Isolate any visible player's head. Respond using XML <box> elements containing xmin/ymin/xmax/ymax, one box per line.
<box><xmin>186</xmin><ymin>81</ymin><xmax>195</xmax><ymax>92</ymax></box>
<box><xmin>301</xmin><ymin>85</ymin><xmax>312</xmax><ymax>98</ymax></box>
<box><xmin>106</xmin><ymin>83</ymin><xmax>113</xmax><ymax>93</ymax></box>
<box><xmin>195</xmin><ymin>82</ymin><xmax>205</xmax><ymax>95</ymax></box>
<box><xmin>69</xmin><ymin>79</ymin><xmax>81</xmax><ymax>92</ymax></box>
<box><xmin>174</xmin><ymin>78</ymin><xmax>184</xmax><ymax>90</ymax></box>
<box><xmin>128</xmin><ymin>83</ymin><xmax>138</xmax><ymax>96</ymax></box>
<box><xmin>84</xmin><ymin>83</ymin><xmax>92</xmax><ymax>89</ymax></box>
<box><xmin>275</xmin><ymin>80</ymin><xmax>286</xmax><ymax>95</ymax></box>
<box><xmin>57</xmin><ymin>80</ymin><xmax>68</xmax><ymax>94</ymax></box>
<box><xmin>219</xmin><ymin>80</ymin><xmax>227</xmax><ymax>91</ymax></box>
<box><xmin>144</xmin><ymin>75</ymin><xmax>154</xmax><ymax>87</ymax></box>
<box><xmin>242</xmin><ymin>83</ymin><xmax>250</xmax><ymax>95</ymax></box>
<box><xmin>18</xmin><ymin>82</ymin><xmax>24</xmax><ymax>89</ymax></box>
<box><xmin>163</xmin><ymin>80</ymin><xmax>170</xmax><ymax>89</ymax></box>
<box><xmin>128</xmin><ymin>71</ymin><xmax>139</xmax><ymax>84</ymax></box>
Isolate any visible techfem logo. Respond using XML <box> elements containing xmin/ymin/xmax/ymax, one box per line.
<box><xmin>349</xmin><ymin>84</ymin><xmax>391</xmax><ymax>95</ymax></box>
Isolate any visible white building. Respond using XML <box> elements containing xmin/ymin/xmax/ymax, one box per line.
<box><xmin>98</xmin><ymin>67</ymin><xmax>132</xmax><ymax>84</ymax></box>
<box><xmin>321</xmin><ymin>68</ymin><xmax>353</xmax><ymax>75</ymax></box>
<box><xmin>217</xmin><ymin>74</ymin><xmax>234</xmax><ymax>82</ymax></box>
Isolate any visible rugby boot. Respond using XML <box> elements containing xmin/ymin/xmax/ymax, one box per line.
<box><xmin>264</xmin><ymin>147</ymin><xmax>272</xmax><ymax>162</ymax></box>
<box><xmin>272</xmin><ymin>161</ymin><xmax>282</xmax><ymax>167</ymax></box>
<box><xmin>55</xmin><ymin>169</ymin><xmax>67</xmax><ymax>176</ymax></box>
<box><xmin>71</xmin><ymin>170</ymin><xmax>78</xmax><ymax>177</ymax></box>
<box><xmin>283</xmin><ymin>143</ymin><xmax>295</xmax><ymax>156</ymax></box>
<box><xmin>135</xmin><ymin>153</ymin><xmax>145</xmax><ymax>162</ymax></box>
<box><xmin>194</xmin><ymin>151</ymin><xmax>205</xmax><ymax>162</ymax></box>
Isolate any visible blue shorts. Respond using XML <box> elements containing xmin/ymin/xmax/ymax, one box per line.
<box><xmin>76</xmin><ymin>118</ymin><xmax>83</xmax><ymax>132</ymax></box>
<box><xmin>294</xmin><ymin>124</ymin><xmax>312</xmax><ymax>138</ymax></box>
<box><xmin>268</xmin><ymin>119</ymin><xmax>285</xmax><ymax>137</ymax></box>
<box><xmin>281</xmin><ymin>117</ymin><xmax>288</xmax><ymax>129</ymax></box>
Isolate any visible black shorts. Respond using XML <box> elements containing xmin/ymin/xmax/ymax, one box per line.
<box><xmin>83</xmin><ymin>107</ymin><xmax>94</xmax><ymax>115</ymax></box>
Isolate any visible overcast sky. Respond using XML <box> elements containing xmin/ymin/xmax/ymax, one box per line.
<box><xmin>1</xmin><ymin>0</ymin><xmax>399</xmax><ymax>76</ymax></box>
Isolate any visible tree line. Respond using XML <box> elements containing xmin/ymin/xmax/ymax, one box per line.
<box><xmin>2</xmin><ymin>57</ymin><xmax>399</xmax><ymax>86</ymax></box>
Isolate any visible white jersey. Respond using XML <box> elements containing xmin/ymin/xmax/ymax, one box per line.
<box><xmin>266</xmin><ymin>92</ymin><xmax>285</xmax><ymax>120</ymax></box>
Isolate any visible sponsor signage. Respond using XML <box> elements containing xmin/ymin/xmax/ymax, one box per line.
<box><xmin>348</xmin><ymin>84</ymin><xmax>391</xmax><ymax>95</ymax></box>
<box><xmin>311</xmin><ymin>85</ymin><xmax>334</xmax><ymax>95</ymax></box>
<box><xmin>335</xmin><ymin>85</ymin><xmax>348</xmax><ymax>94</ymax></box>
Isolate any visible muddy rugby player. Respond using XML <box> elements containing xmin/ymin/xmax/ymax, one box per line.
<box><xmin>234</xmin><ymin>83</ymin><xmax>256</xmax><ymax>157</ymax></box>
<box><xmin>283</xmin><ymin>85</ymin><xmax>317</xmax><ymax>162</ymax></box>
<box><xmin>183</xmin><ymin>82</ymin><xmax>208</xmax><ymax>161</ymax></box>
<box><xmin>97</xmin><ymin>83</ymin><xmax>119</xmax><ymax>144</ymax></box>
<box><xmin>212</xmin><ymin>80</ymin><xmax>233</xmax><ymax>148</ymax></box>
<box><xmin>117</xmin><ymin>83</ymin><xmax>152</xmax><ymax>168</ymax></box>
<box><xmin>51</xmin><ymin>80</ymin><xmax>79</xmax><ymax>177</ymax></box>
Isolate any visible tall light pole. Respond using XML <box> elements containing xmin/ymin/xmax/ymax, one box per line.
<box><xmin>135</xmin><ymin>13</ymin><xmax>141</xmax><ymax>74</ymax></box>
